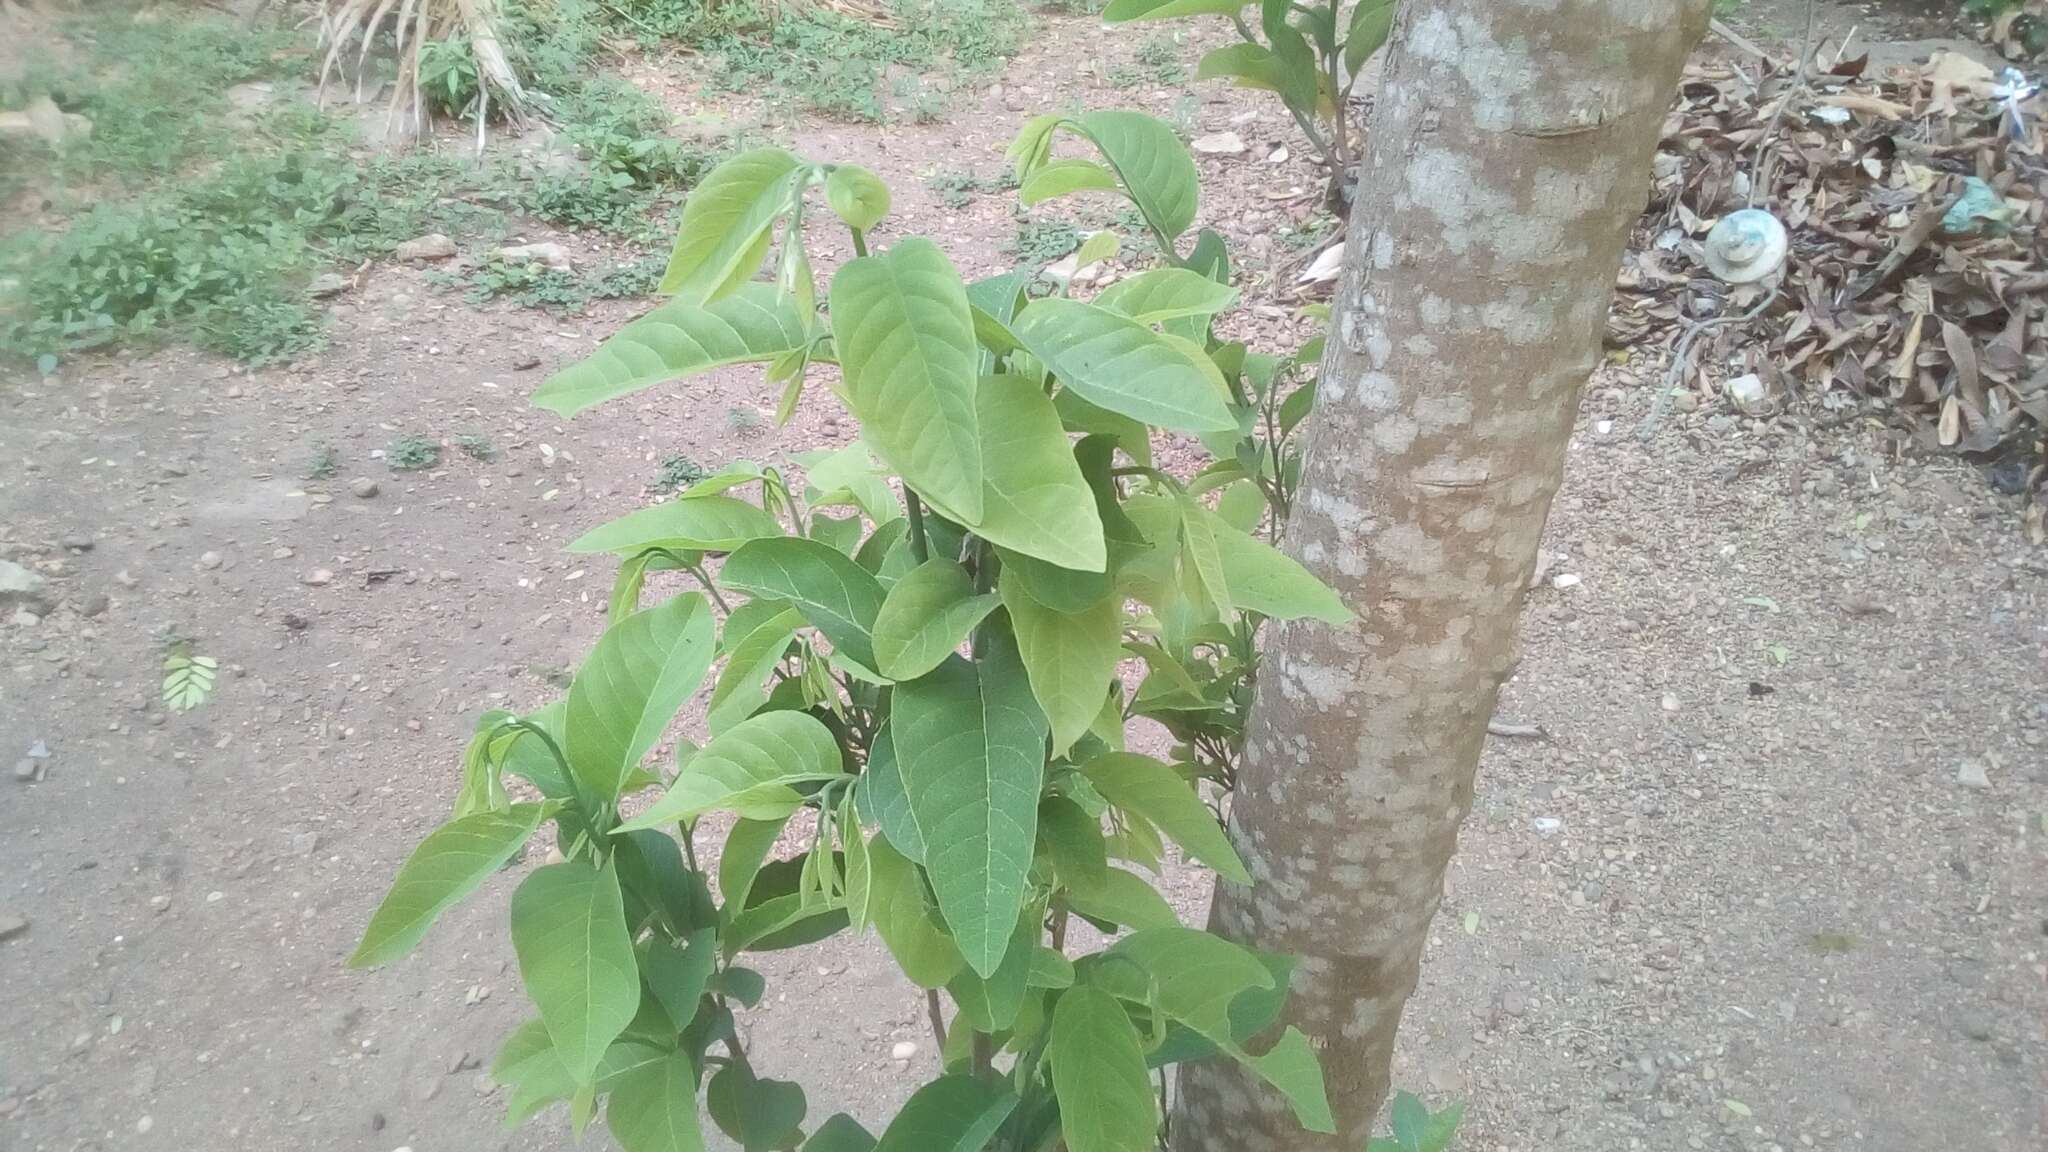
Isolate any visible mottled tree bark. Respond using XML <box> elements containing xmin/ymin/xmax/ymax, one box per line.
<box><xmin>1171</xmin><ymin>2</ymin><xmax>1709</xmax><ymax>1149</ymax></box>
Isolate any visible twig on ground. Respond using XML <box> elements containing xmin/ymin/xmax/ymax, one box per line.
<box><xmin>1487</xmin><ymin>720</ymin><xmax>1548</xmax><ymax>740</ymax></box>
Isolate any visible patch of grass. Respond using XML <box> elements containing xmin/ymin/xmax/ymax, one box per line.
<box><xmin>652</xmin><ymin>453</ymin><xmax>710</xmax><ymax>494</ymax></box>
<box><xmin>925</xmin><ymin>168</ymin><xmax>1010</xmax><ymax>209</ymax></box>
<box><xmin>454</xmin><ymin>254</ymin><xmax>665</xmax><ymax>312</ymax></box>
<box><xmin>702</xmin><ymin>0</ymin><xmax>1026</xmax><ymax>122</ymax></box>
<box><xmin>1007</xmin><ymin>215</ymin><xmax>1082</xmax><ymax>266</ymax></box>
<box><xmin>1277</xmin><ymin>214</ymin><xmax>1339</xmax><ymax>252</ymax></box>
<box><xmin>305</xmin><ymin>443</ymin><xmax>341</xmax><ymax>481</ymax></box>
<box><xmin>1111</xmin><ymin>31</ymin><xmax>1184</xmax><ymax>89</ymax></box>
<box><xmin>454</xmin><ymin>432</ymin><xmax>497</xmax><ymax>461</ymax></box>
<box><xmin>386</xmin><ymin>435</ymin><xmax>443</xmax><ymax>472</ymax></box>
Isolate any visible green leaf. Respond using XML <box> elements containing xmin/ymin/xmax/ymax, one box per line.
<box><xmin>924</xmin><ymin>375</ymin><xmax>1108</xmax><ymax>573</ymax></box>
<box><xmin>1065</xmin><ymin>867</ymin><xmax>1180</xmax><ymax>931</ymax></box>
<box><xmin>947</xmin><ymin>911</ymin><xmax>1037</xmax><ymax>1032</ymax></box>
<box><xmin>1005</xmin><ymin>115</ymin><xmax>1062</xmax><ymax>182</ymax></box>
<box><xmin>1390</xmin><ymin>1091</ymin><xmax>1428</xmax><ymax>1151</ymax></box>
<box><xmin>719</xmin><ymin>815</ymin><xmax>792</xmax><ymax>916</ymax></box>
<box><xmin>1246</xmin><ymin>1027</ymin><xmax>1336</xmax><ymax>1133</ymax></box>
<box><xmin>1102</xmin><ymin>0</ymin><xmax>1248</xmax><ymax>20</ymax></box>
<box><xmin>872</xmin><ymin>559</ymin><xmax>1001</xmax><ymax>680</ymax></box>
<box><xmin>1053</xmin><ymin>390</ymin><xmax>1153</xmax><ymax>467</ymax></box>
<box><xmin>826</xmin><ymin>164</ymin><xmax>892</xmax><ymax>233</ymax></box>
<box><xmin>708</xmin><ymin>1062</ymin><xmax>807</xmax><ymax>1151</ymax></box>
<box><xmin>892</xmin><ymin>637</ymin><xmax>1048</xmax><ymax>978</ymax></box>
<box><xmin>1106</xmin><ymin>926</ymin><xmax>1272</xmax><ymax>1046</ymax></box>
<box><xmin>830</xmin><ymin>237</ymin><xmax>984</xmax><ymax>520</ymax></box>
<box><xmin>805</xmin><ymin>1114</ymin><xmax>878</xmax><ymax>1152</ymax></box>
<box><xmin>1259</xmin><ymin>0</ymin><xmax>1320</xmax><ymax>114</ymax></box>
<box><xmin>1013</xmin><ymin>299</ymin><xmax>1236</xmax><ymax>433</ymax></box>
<box><xmin>1000</xmin><ymin>568</ymin><xmax>1122</xmax><ymax>757</ymax></box>
<box><xmin>1195</xmin><ymin>42</ymin><xmax>1289</xmax><ymax>94</ymax></box>
<box><xmin>840</xmin><ymin>790</ymin><xmax>873</xmax><ymax>930</ymax></box>
<box><xmin>1019</xmin><ymin>157</ymin><xmax>1120</xmax><ymax>208</ymax></box>
<box><xmin>351</xmin><ymin>802</ymin><xmax>550</xmax><ymax>967</ymax></box>
<box><xmin>1343</xmin><ymin>0</ymin><xmax>1397</xmax><ymax>76</ymax></box>
<box><xmin>1176</xmin><ymin>492</ymin><xmax>1233</xmax><ymax>618</ymax></box>
<box><xmin>510</xmin><ymin>860</ymin><xmax>640</xmax><ymax>1085</ymax></box>
<box><xmin>867</xmin><ymin>834</ymin><xmax>966</xmax><ymax>987</ymax></box>
<box><xmin>564</xmin><ymin>593</ymin><xmax>718</xmax><ymax>803</ymax></box>
<box><xmin>1080</xmin><ymin>753</ymin><xmax>1248</xmax><ymax>883</ymax></box>
<box><xmin>707</xmin><ymin>606</ymin><xmax>802</xmax><ymax>735</ymax></box>
<box><xmin>860</xmin><ymin>726</ymin><xmax>926</xmax><ymax>864</ymax></box>
<box><xmin>1184</xmin><ymin>228</ymin><xmax>1230</xmax><ymax>284</ymax></box>
<box><xmin>1029</xmin><ymin>947</ymin><xmax>1077</xmax><ymax>989</ymax></box>
<box><xmin>495</xmin><ymin>1018</ymin><xmax>577</xmax><ymax>1126</ymax></box>
<box><xmin>720</xmin><ymin>537</ymin><xmax>887</xmax><ymax>674</ymax></box>
<box><xmin>607</xmin><ymin>1050</ymin><xmax>707</xmax><ymax>1152</ymax></box>
<box><xmin>568</xmin><ymin>495</ymin><xmax>787</xmax><ymax>555</ymax></box>
<box><xmin>1075</xmin><ymin>111</ymin><xmax>1200</xmax><ymax>242</ymax></box>
<box><xmin>1092</xmin><ymin>268</ymin><xmax>1238</xmax><ymax>325</ymax></box>
<box><xmin>1196</xmin><ymin>503</ymin><xmax>1351</xmax><ymax>624</ymax></box>
<box><xmin>617</xmin><ymin>711</ymin><xmax>845</xmax><ymax>829</ymax></box>
<box><xmin>873</xmin><ymin>1075</ymin><xmax>1017</xmax><ymax>1152</ymax></box>
<box><xmin>1038</xmin><ymin>794</ymin><xmax>1108</xmax><ymax>891</ymax></box>
<box><xmin>1050</xmin><ymin>986</ymin><xmax>1158</xmax><ymax>1152</ymax></box>
<box><xmin>534</xmin><ymin>285</ymin><xmax>811</xmax><ymax>417</ymax></box>
<box><xmin>642</xmin><ymin>929</ymin><xmax>717</xmax><ymax>1032</ymax></box>
<box><xmin>660</xmin><ymin>148</ymin><xmax>804</xmax><ymax>302</ymax></box>
<box><xmin>713</xmin><ymin>965</ymin><xmax>767</xmax><ymax>1007</ymax></box>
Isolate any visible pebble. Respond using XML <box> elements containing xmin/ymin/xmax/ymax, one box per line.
<box><xmin>62</xmin><ymin>534</ymin><xmax>93</xmax><ymax>550</ymax></box>
<box><xmin>512</xmin><ymin>354</ymin><xmax>541</xmax><ymax>371</ymax></box>
<box><xmin>1954</xmin><ymin>761</ymin><xmax>1990</xmax><ymax>790</ymax></box>
<box><xmin>1191</xmin><ymin>131</ymin><xmax>1246</xmax><ymax>155</ymax></box>
<box><xmin>1550</xmin><ymin>573</ymin><xmax>1582</xmax><ymax>590</ymax></box>
<box><xmin>14</xmin><ymin>759</ymin><xmax>39</xmax><ymax>783</ymax></box>
<box><xmin>136</xmin><ymin>1115</ymin><xmax>154</xmax><ymax>1135</ymax></box>
<box><xmin>0</xmin><ymin>913</ymin><xmax>27</xmax><ymax>942</ymax></box>
<box><xmin>81</xmin><ymin>591</ymin><xmax>109</xmax><ymax>617</ymax></box>
<box><xmin>1502</xmin><ymin>989</ymin><xmax>1529</xmax><ymax>1016</ymax></box>
<box><xmin>304</xmin><ymin>569</ymin><xmax>335</xmax><ymax>587</ymax></box>
<box><xmin>350</xmin><ymin>477</ymin><xmax>381</xmax><ymax>499</ymax></box>
<box><xmin>1660</xmin><ymin>693</ymin><xmax>1680</xmax><ymax>712</ymax></box>
<box><xmin>161</xmin><ymin>462</ymin><xmax>189</xmax><ymax>477</ymax></box>
<box><xmin>395</xmin><ymin>233</ymin><xmax>456</xmax><ymax>261</ymax></box>
<box><xmin>197</xmin><ymin>551</ymin><xmax>223</xmax><ymax>570</ymax></box>
<box><xmin>1814</xmin><ymin>473</ymin><xmax>1841</xmax><ymax>498</ymax></box>
<box><xmin>890</xmin><ymin>1040</ymin><xmax>918</xmax><ymax>1060</ymax></box>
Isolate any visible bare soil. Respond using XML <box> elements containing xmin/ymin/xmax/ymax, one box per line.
<box><xmin>2</xmin><ymin>7</ymin><xmax>2042</xmax><ymax>1152</ymax></box>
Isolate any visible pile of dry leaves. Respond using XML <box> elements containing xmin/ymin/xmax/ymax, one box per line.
<box><xmin>1618</xmin><ymin>43</ymin><xmax>2046</xmax><ymax>480</ymax></box>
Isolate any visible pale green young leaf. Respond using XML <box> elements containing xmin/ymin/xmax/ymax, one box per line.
<box><xmin>510</xmin><ymin>860</ymin><xmax>640</xmax><ymax>1085</ymax></box>
<box><xmin>497</xmin><ymin>701</ymin><xmax>572</xmax><ymax>799</ymax></box>
<box><xmin>872</xmin><ymin>1075</ymin><xmax>1017</xmax><ymax>1152</ymax></box>
<box><xmin>533</xmin><ymin>284</ymin><xmax>811</xmax><ymax>417</ymax></box>
<box><xmin>829</xmin><ymin>238</ymin><xmax>983</xmax><ymax>520</ymax></box>
<box><xmin>568</xmin><ymin>495</ymin><xmax>787</xmax><ymax>555</ymax></box>
<box><xmin>1175</xmin><ymin>492</ymin><xmax>1233</xmax><ymax>618</ymax></box>
<box><xmin>1080</xmin><ymin>753</ymin><xmax>1247</xmax><ymax>883</ymax></box>
<box><xmin>1000</xmin><ymin>568</ymin><xmax>1122</xmax><ymax>757</ymax></box>
<box><xmin>891</xmin><ymin>636</ymin><xmax>1048</xmax><ymax>978</ymax></box>
<box><xmin>840</xmin><ymin>791</ymin><xmax>873</xmax><ymax>931</ymax></box>
<box><xmin>1072</xmin><ymin>230</ymin><xmax>1121</xmax><ymax>272</ymax></box>
<box><xmin>351</xmin><ymin>802</ymin><xmax>551</xmax><ymax>967</ymax></box>
<box><xmin>1106</xmin><ymin>926</ymin><xmax>1272</xmax><ymax>1048</ymax></box>
<box><xmin>607</xmin><ymin>1049</ymin><xmax>708</xmax><ymax>1152</ymax></box>
<box><xmin>706</xmin><ymin>607</ymin><xmax>802</xmax><ymax>736</ymax></box>
<box><xmin>1191</xmin><ymin>502</ymin><xmax>1352</xmax><ymax>624</ymax></box>
<box><xmin>1050</xmin><ymin>986</ymin><xmax>1158</xmax><ymax>1152</ymax></box>
<box><xmin>660</xmin><ymin>149</ymin><xmax>804</xmax><ymax>301</ymax></box>
<box><xmin>872</xmin><ymin>559</ymin><xmax>1001</xmax><ymax>680</ymax></box>
<box><xmin>1018</xmin><ymin>158</ymin><xmax>1120</xmax><ymax>209</ymax></box>
<box><xmin>720</xmin><ymin>537</ymin><xmax>887</xmax><ymax>674</ymax></box>
<box><xmin>1005</xmin><ymin>115</ymin><xmax>1062</xmax><ymax>181</ymax></box>
<box><xmin>1216</xmin><ymin>480</ymin><xmax>1267</xmax><ymax>533</ymax></box>
<box><xmin>1092</xmin><ymin>268</ymin><xmax>1239</xmax><ymax>325</ymax></box>
<box><xmin>860</xmin><ymin>726</ymin><xmax>925</xmax><ymax>863</ymax></box>
<box><xmin>1102</xmin><ymin>0</ymin><xmax>1249</xmax><ymax>20</ymax></box>
<box><xmin>1013</xmin><ymin>299</ymin><xmax>1236</xmax><ymax>433</ymax></box>
<box><xmin>1195</xmin><ymin>41</ymin><xmax>1287</xmax><ymax>93</ymax></box>
<box><xmin>802</xmin><ymin>442</ymin><xmax>902</xmax><ymax>526</ymax></box>
<box><xmin>564</xmin><ymin>593</ymin><xmax>717</xmax><ymax>803</ymax></box>
<box><xmin>1065</xmin><ymin>867</ymin><xmax>1180</xmax><ymax>931</ymax></box>
<box><xmin>617</xmin><ymin>711</ymin><xmax>845</xmax><ymax>829</ymax></box>
<box><xmin>825</xmin><ymin>164</ymin><xmax>892</xmax><ymax>233</ymax></box>
<box><xmin>866</xmin><ymin>834</ymin><xmax>966</xmax><ymax>988</ymax></box>
<box><xmin>1075</xmin><ymin>110</ymin><xmax>1200</xmax><ymax>241</ymax></box>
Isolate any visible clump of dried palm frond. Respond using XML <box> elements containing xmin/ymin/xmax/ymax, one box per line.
<box><xmin>316</xmin><ymin>0</ymin><xmax>528</xmax><ymax>149</ymax></box>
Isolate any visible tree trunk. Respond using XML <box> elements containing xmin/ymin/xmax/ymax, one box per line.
<box><xmin>1171</xmin><ymin>2</ymin><xmax>1709</xmax><ymax>1148</ymax></box>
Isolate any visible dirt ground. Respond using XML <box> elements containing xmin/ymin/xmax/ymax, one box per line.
<box><xmin>2</xmin><ymin>5</ymin><xmax>2044</xmax><ymax>1152</ymax></box>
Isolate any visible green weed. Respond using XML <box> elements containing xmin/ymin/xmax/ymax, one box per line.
<box><xmin>651</xmin><ymin>453</ymin><xmax>710</xmax><ymax>493</ymax></box>
<box><xmin>454</xmin><ymin>432</ymin><xmax>497</xmax><ymax>461</ymax></box>
<box><xmin>305</xmin><ymin>442</ymin><xmax>341</xmax><ymax>481</ymax></box>
<box><xmin>386</xmin><ymin>435</ymin><xmax>442</xmax><ymax>471</ymax></box>
<box><xmin>925</xmin><ymin>168</ymin><xmax>1009</xmax><ymax>209</ymax></box>
<box><xmin>1007</xmin><ymin>215</ymin><xmax>1081</xmax><ymax>265</ymax></box>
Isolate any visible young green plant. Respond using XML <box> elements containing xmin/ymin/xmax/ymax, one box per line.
<box><xmin>353</xmin><ymin>112</ymin><xmax>1346</xmax><ymax>1152</ymax></box>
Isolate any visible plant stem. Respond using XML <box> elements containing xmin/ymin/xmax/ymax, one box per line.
<box><xmin>1050</xmin><ymin>905</ymin><xmax>1069</xmax><ymax>952</ymax></box>
<box><xmin>684</xmin><ymin>559</ymin><xmax>735</xmax><ymax>615</ymax></box>
<box><xmin>925</xmin><ymin>988</ymin><xmax>949</xmax><ymax>1051</ymax></box>
<box><xmin>905</xmin><ymin>489</ymin><xmax>931</xmax><ymax>563</ymax></box>
<box><xmin>850</xmin><ymin>227</ymin><xmax>869</xmax><ymax>258</ymax></box>
<box><xmin>972</xmin><ymin>1030</ymin><xmax>995</xmax><ymax>1082</ymax></box>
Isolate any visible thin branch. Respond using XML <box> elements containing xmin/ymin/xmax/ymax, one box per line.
<box><xmin>925</xmin><ymin>989</ymin><xmax>950</xmax><ymax>1051</ymax></box>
